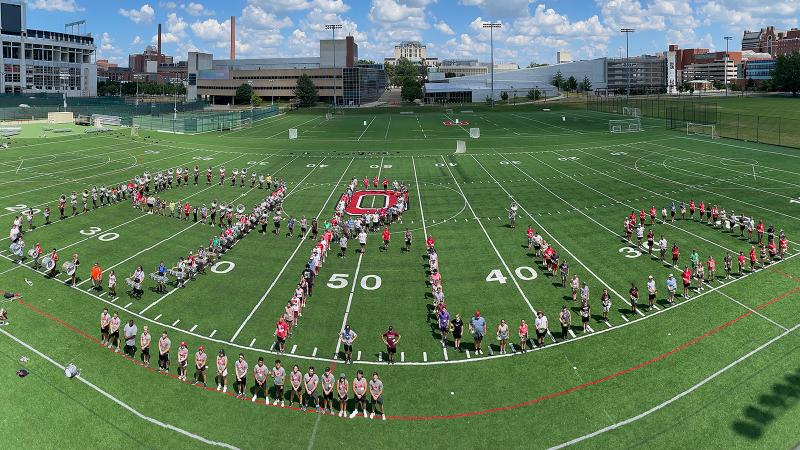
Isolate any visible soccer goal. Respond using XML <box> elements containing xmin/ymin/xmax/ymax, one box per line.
<box><xmin>622</xmin><ymin>106</ymin><xmax>641</xmax><ymax>117</ymax></box>
<box><xmin>686</xmin><ymin>123</ymin><xmax>717</xmax><ymax>139</ymax></box>
<box><xmin>130</xmin><ymin>125</ymin><xmax>140</xmax><ymax>138</ymax></box>
<box><xmin>288</xmin><ymin>128</ymin><xmax>298</xmax><ymax>139</ymax></box>
<box><xmin>455</xmin><ymin>140</ymin><xmax>466</xmax><ymax>154</ymax></box>
<box><xmin>325</xmin><ymin>112</ymin><xmax>333</xmax><ymax>120</ymax></box>
<box><xmin>469</xmin><ymin>128</ymin><xmax>480</xmax><ymax>139</ymax></box>
<box><xmin>609</xmin><ymin>118</ymin><xmax>642</xmax><ymax>133</ymax></box>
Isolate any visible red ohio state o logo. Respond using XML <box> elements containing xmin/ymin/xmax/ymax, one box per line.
<box><xmin>344</xmin><ymin>190</ymin><xmax>407</xmax><ymax>215</ymax></box>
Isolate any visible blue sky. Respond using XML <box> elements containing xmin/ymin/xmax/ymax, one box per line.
<box><xmin>25</xmin><ymin>0</ymin><xmax>800</xmax><ymax>67</ymax></box>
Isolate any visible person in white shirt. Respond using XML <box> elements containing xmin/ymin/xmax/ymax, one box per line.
<box><xmin>358</xmin><ymin>230</ymin><xmax>367</xmax><ymax>254</ymax></box>
<box><xmin>534</xmin><ymin>311</ymin><xmax>549</xmax><ymax>347</ymax></box>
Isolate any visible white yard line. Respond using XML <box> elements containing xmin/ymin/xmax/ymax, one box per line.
<box><xmin>209</xmin><ymin>329</ymin><xmax>217</xmax><ymax>338</ymax></box>
<box><xmin>548</xmin><ymin>321</ymin><xmax>800</xmax><ymax>449</ymax></box>
<box><xmin>411</xmin><ymin>156</ymin><xmax>428</xmax><ymax>237</ymax></box>
<box><xmin>229</xmin><ymin>158</ymin><xmax>355</xmax><ymax>342</ymax></box>
<box><xmin>442</xmin><ymin>155</ymin><xmax>536</xmax><ymax>313</ymax></box>
<box><xmin>474</xmin><ymin>154</ymin><xmax>626</xmax><ymax>303</ymax></box>
<box><xmin>0</xmin><ymin>328</ymin><xmax>240</xmax><ymax>450</ymax></box>
<box><xmin>357</xmin><ymin>116</ymin><xmax>376</xmax><ymax>141</ymax></box>
<box><xmin>384</xmin><ymin>115</ymin><xmax>392</xmax><ymax>141</ymax></box>
<box><xmin>172</xmin><ymin>319</ymin><xmax>181</xmax><ymax>326</ymax></box>
<box><xmin>190</xmin><ymin>324</ymin><xmax>198</xmax><ymax>332</ymax></box>
<box><xmin>716</xmin><ymin>289</ymin><xmax>788</xmax><ymax>331</ymax></box>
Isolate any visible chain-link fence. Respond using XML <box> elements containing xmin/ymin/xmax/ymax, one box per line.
<box><xmin>586</xmin><ymin>96</ymin><xmax>800</xmax><ymax>148</ymax></box>
<box><xmin>132</xmin><ymin>106</ymin><xmax>279</xmax><ymax>133</ymax></box>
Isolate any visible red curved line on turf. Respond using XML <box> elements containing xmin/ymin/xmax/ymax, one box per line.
<box><xmin>15</xmin><ymin>286</ymin><xmax>800</xmax><ymax>420</ymax></box>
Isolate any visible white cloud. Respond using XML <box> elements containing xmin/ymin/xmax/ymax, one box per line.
<box><xmin>368</xmin><ymin>0</ymin><xmax>428</xmax><ymax>29</ymax></box>
<box><xmin>159</xmin><ymin>1</ymin><xmax>177</xmax><ymax>8</ymax></box>
<box><xmin>313</xmin><ymin>0</ymin><xmax>350</xmax><ymax>13</ymax></box>
<box><xmin>699</xmin><ymin>0</ymin><xmax>800</xmax><ymax>29</ymax></box>
<box><xmin>190</xmin><ymin>18</ymin><xmax>231</xmax><ymax>42</ymax></box>
<box><xmin>132</xmin><ymin>36</ymin><xmax>143</xmax><ymax>46</ymax></box>
<box><xmin>182</xmin><ymin>2</ymin><xmax>214</xmax><ymax>16</ymax></box>
<box><xmin>119</xmin><ymin>4</ymin><xmax>155</xmax><ymax>24</ymax></box>
<box><xmin>28</xmin><ymin>0</ymin><xmax>83</xmax><ymax>12</ymax></box>
<box><xmin>240</xmin><ymin>5</ymin><xmax>294</xmax><ymax>29</ymax></box>
<box><xmin>100</xmin><ymin>32</ymin><xmax>115</xmax><ymax>51</ymax></box>
<box><xmin>435</xmin><ymin>21</ymin><xmax>455</xmax><ymax>35</ymax></box>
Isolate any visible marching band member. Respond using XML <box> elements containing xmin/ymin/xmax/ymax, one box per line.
<box><xmin>218</xmin><ymin>166</ymin><xmax>225</xmax><ymax>185</ymax></box>
<box><xmin>194</xmin><ymin>165</ymin><xmax>200</xmax><ymax>185</ymax></box>
<box><xmin>70</xmin><ymin>191</ymin><xmax>77</xmax><ymax>216</ymax></box>
<box><xmin>47</xmin><ymin>248</ymin><xmax>59</xmax><ymax>277</ymax></box>
<box><xmin>176</xmin><ymin>257</ymin><xmax>187</xmax><ymax>288</ymax></box>
<box><xmin>26</xmin><ymin>207</ymin><xmax>34</xmax><ymax>230</ymax></box>
<box><xmin>207</xmin><ymin>166</ymin><xmax>213</xmax><ymax>185</ymax></box>
<box><xmin>130</xmin><ymin>265</ymin><xmax>144</xmax><ymax>298</ymax></box>
<box><xmin>240</xmin><ymin>168</ymin><xmax>246</xmax><ymax>187</ymax></box>
<box><xmin>251</xmin><ymin>171</ymin><xmax>257</xmax><ymax>188</ymax></box>
<box><xmin>183</xmin><ymin>167</ymin><xmax>189</xmax><ymax>185</ymax></box>
<box><xmin>187</xmin><ymin>252</ymin><xmax>197</xmax><ymax>279</ymax></box>
<box><xmin>183</xmin><ymin>201</ymin><xmax>190</xmax><ymax>221</ymax></box>
<box><xmin>90</xmin><ymin>262</ymin><xmax>102</xmax><ymax>291</ymax></box>
<box><xmin>58</xmin><ymin>195</ymin><xmax>66</xmax><ymax>219</ymax></box>
<box><xmin>156</xmin><ymin>261</ymin><xmax>167</xmax><ymax>293</ymax></box>
<box><xmin>30</xmin><ymin>242</ymin><xmax>42</xmax><ymax>270</ymax></box>
<box><xmin>69</xmin><ymin>253</ymin><xmax>80</xmax><ymax>286</ymax></box>
<box><xmin>82</xmin><ymin>189</ymin><xmax>89</xmax><ymax>213</ymax></box>
<box><xmin>43</xmin><ymin>206</ymin><xmax>51</xmax><ymax>225</ymax></box>
<box><xmin>108</xmin><ymin>270</ymin><xmax>117</xmax><ymax>297</ymax></box>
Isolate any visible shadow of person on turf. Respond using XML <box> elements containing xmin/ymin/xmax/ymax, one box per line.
<box><xmin>731</xmin><ymin>367</ymin><xmax>800</xmax><ymax>439</ymax></box>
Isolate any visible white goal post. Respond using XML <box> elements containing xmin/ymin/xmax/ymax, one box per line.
<box><xmin>325</xmin><ymin>112</ymin><xmax>333</xmax><ymax>120</ymax></box>
<box><xmin>130</xmin><ymin>125</ymin><xmax>140</xmax><ymax>137</ymax></box>
<box><xmin>455</xmin><ymin>140</ymin><xmax>466</xmax><ymax>153</ymax></box>
<box><xmin>469</xmin><ymin>128</ymin><xmax>480</xmax><ymax>139</ymax></box>
<box><xmin>288</xmin><ymin>128</ymin><xmax>298</xmax><ymax>139</ymax></box>
<box><xmin>609</xmin><ymin>118</ymin><xmax>642</xmax><ymax>133</ymax></box>
<box><xmin>622</xmin><ymin>106</ymin><xmax>641</xmax><ymax>117</ymax></box>
<box><xmin>686</xmin><ymin>122</ymin><xmax>717</xmax><ymax>139</ymax></box>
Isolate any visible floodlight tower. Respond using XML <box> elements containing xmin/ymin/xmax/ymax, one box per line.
<box><xmin>482</xmin><ymin>22</ymin><xmax>501</xmax><ymax>107</ymax></box>
<box><xmin>620</xmin><ymin>28</ymin><xmax>635</xmax><ymax>98</ymax></box>
<box><xmin>724</xmin><ymin>36</ymin><xmax>732</xmax><ymax>96</ymax></box>
<box><xmin>325</xmin><ymin>23</ymin><xmax>343</xmax><ymax>109</ymax></box>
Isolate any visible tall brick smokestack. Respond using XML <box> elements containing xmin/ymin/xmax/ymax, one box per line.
<box><xmin>230</xmin><ymin>16</ymin><xmax>235</xmax><ymax>60</ymax></box>
<box><xmin>157</xmin><ymin>23</ymin><xmax>162</xmax><ymax>60</ymax></box>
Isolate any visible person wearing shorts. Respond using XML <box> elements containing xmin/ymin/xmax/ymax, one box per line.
<box><xmin>580</xmin><ymin>301</ymin><xmax>590</xmax><ymax>333</ymax></box>
<box><xmin>339</xmin><ymin>324</ymin><xmax>357</xmax><ymax>364</ymax></box>
<box><xmin>177</xmin><ymin>342</ymin><xmax>189</xmax><ymax>381</ymax></box>
<box><xmin>157</xmin><ymin>331</ymin><xmax>171</xmax><ymax>373</ymax></box>
<box><xmin>100</xmin><ymin>308</ymin><xmax>111</xmax><ymax>346</ymax></box>
<box><xmin>534</xmin><ymin>311</ymin><xmax>548</xmax><ymax>348</ymax></box>
<box><xmin>646</xmin><ymin>275</ymin><xmax>657</xmax><ymax>309</ymax></box>
<box><xmin>252</xmin><ymin>357</ymin><xmax>268</xmax><ymax>403</ymax></box>
<box><xmin>382</xmin><ymin>326</ymin><xmax>400</xmax><ymax>364</ymax></box>
<box><xmin>139</xmin><ymin>325</ymin><xmax>151</xmax><ymax>366</ymax></box>
<box><xmin>234</xmin><ymin>353</ymin><xmax>248</xmax><ymax>399</ymax></box>
<box><xmin>321</xmin><ymin>367</ymin><xmax>335</xmax><ymax>415</ymax></box>
<box><xmin>560</xmin><ymin>305</ymin><xmax>571</xmax><ymax>339</ymax></box>
<box><xmin>215</xmin><ymin>349</ymin><xmax>228</xmax><ymax>392</ymax></box>
<box><xmin>303</xmin><ymin>366</ymin><xmax>320</xmax><ymax>412</ymax></box>
<box><xmin>369</xmin><ymin>372</ymin><xmax>385</xmax><ymax>420</ymax></box>
<box><xmin>469</xmin><ymin>311</ymin><xmax>486</xmax><ymax>355</ymax></box>
<box><xmin>289</xmin><ymin>365</ymin><xmax>303</xmax><ymax>407</ymax></box>
<box><xmin>350</xmin><ymin>370</ymin><xmax>368</xmax><ymax>419</ymax></box>
<box><xmin>272</xmin><ymin>360</ymin><xmax>286</xmax><ymax>406</ymax></box>
<box><xmin>337</xmin><ymin>373</ymin><xmax>349</xmax><ymax>417</ymax></box>
<box><xmin>600</xmin><ymin>288</ymin><xmax>611</xmax><ymax>321</ymax></box>
<box><xmin>451</xmin><ymin>314</ymin><xmax>464</xmax><ymax>351</ymax></box>
<box><xmin>666</xmin><ymin>274</ymin><xmax>677</xmax><ymax>305</ymax></box>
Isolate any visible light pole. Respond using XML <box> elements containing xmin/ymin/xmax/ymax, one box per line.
<box><xmin>247</xmin><ymin>80</ymin><xmax>254</xmax><ymax>127</ymax></box>
<box><xmin>620</xmin><ymin>28</ymin><xmax>635</xmax><ymax>98</ymax></box>
<box><xmin>59</xmin><ymin>69</ymin><xmax>69</xmax><ymax>111</ymax></box>
<box><xmin>482</xmin><ymin>22</ymin><xmax>501</xmax><ymax>107</ymax></box>
<box><xmin>325</xmin><ymin>24</ymin><xmax>342</xmax><ymax>110</ymax></box>
<box><xmin>724</xmin><ymin>36</ymin><xmax>732</xmax><ymax>96</ymax></box>
<box><xmin>270</xmin><ymin>78</ymin><xmax>275</xmax><ymax>106</ymax></box>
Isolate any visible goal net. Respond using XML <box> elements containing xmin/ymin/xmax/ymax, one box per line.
<box><xmin>455</xmin><ymin>140</ymin><xmax>466</xmax><ymax>154</ymax></box>
<box><xmin>609</xmin><ymin>118</ymin><xmax>642</xmax><ymax>133</ymax></box>
<box><xmin>130</xmin><ymin>125</ymin><xmax>140</xmax><ymax>138</ymax></box>
<box><xmin>686</xmin><ymin>123</ymin><xmax>717</xmax><ymax>139</ymax></box>
<box><xmin>325</xmin><ymin>112</ymin><xmax>333</xmax><ymax>120</ymax></box>
<box><xmin>288</xmin><ymin>128</ymin><xmax>298</xmax><ymax>139</ymax></box>
<box><xmin>469</xmin><ymin>128</ymin><xmax>480</xmax><ymax>139</ymax></box>
<box><xmin>622</xmin><ymin>106</ymin><xmax>641</xmax><ymax>117</ymax></box>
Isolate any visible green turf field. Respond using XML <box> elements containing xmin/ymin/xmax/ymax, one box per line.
<box><xmin>2</xmin><ymin>102</ymin><xmax>800</xmax><ymax>449</ymax></box>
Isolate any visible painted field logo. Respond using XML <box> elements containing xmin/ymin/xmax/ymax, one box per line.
<box><xmin>344</xmin><ymin>189</ymin><xmax>408</xmax><ymax>215</ymax></box>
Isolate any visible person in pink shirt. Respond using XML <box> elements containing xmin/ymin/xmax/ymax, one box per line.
<box><xmin>518</xmin><ymin>319</ymin><xmax>529</xmax><ymax>352</ymax></box>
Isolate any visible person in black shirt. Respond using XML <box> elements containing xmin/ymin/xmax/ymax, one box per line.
<box><xmin>450</xmin><ymin>314</ymin><xmax>464</xmax><ymax>351</ymax></box>
<box><xmin>302</xmin><ymin>265</ymin><xmax>314</xmax><ymax>297</ymax></box>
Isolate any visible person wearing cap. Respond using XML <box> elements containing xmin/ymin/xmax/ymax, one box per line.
<box><xmin>336</xmin><ymin>372</ymin><xmax>349</xmax><ymax>417</ymax></box>
<box><xmin>215</xmin><ymin>349</ymin><xmax>228</xmax><ymax>392</ymax></box>
<box><xmin>303</xmin><ymin>366</ymin><xmax>320</xmax><ymax>412</ymax></box>
<box><xmin>234</xmin><ymin>353</ymin><xmax>248</xmax><ymax>399</ymax></box>
<box><xmin>369</xmin><ymin>371</ymin><xmax>386</xmax><ymax>420</ymax></box>
<box><xmin>666</xmin><ymin>274</ymin><xmax>677</xmax><ymax>305</ymax></box>
<box><xmin>253</xmin><ymin>357</ymin><xmax>268</xmax><ymax>403</ymax></box>
<box><xmin>469</xmin><ymin>311</ymin><xmax>486</xmax><ymax>355</ymax></box>
<box><xmin>381</xmin><ymin>326</ymin><xmax>400</xmax><ymax>364</ymax></box>
<box><xmin>177</xmin><ymin>341</ymin><xmax>188</xmax><ymax>380</ymax></box>
<box><xmin>646</xmin><ymin>275</ymin><xmax>657</xmax><ymax>310</ymax></box>
<box><xmin>321</xmin><ymin>367</ymin><xmax>335</xmax><ymax>415</ymax></box>
<box><xmin>158</xmin><ymin>330</ymin><xmax>172</xmax><ymax>372</ymax></box>
<box><xmin>339</xmin><ymin>324</ymin><xmax>358</xmax><ymax>364</ymax></box>
<box><xmin>194</xmin><ymin>346</ymin><xmax>208</xmax><ymax>386</ymax></box>
<box><xmin>350</xmin><ymin>370</ymin><xmax>368</xmax><ymax>419</ymax></box>
<box><xmin>534</xmin><ymin>311</ymin><xmax>548</xmax><ymax>348</ymax></box>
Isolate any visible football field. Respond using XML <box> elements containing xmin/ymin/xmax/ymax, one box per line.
<box><xmin>2</xmin><ymin>103</ymin><xmax>800</xmax><ymax>449</ymax></box>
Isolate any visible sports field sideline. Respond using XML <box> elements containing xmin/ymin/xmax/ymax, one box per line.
<box><xmin>2</xmin><ymin>101</ymin><xmax>800</xmax><ymax>449</ymax></box>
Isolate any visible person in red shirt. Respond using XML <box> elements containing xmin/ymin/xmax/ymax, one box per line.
<box><xmin>426</xmin><ymin>235</ymin><xmax>435</xmax><ymax>254</ymax></box>
<box><xmin>749</xmin><ymin>246</ymin><xmax>758</xmax><ymax>271</ymax></box>
<box><xmin>711</xmin><ymin>206</ymin><xmax>719</xmax><ymax>226</ymax></box>
<box><xmin>649</xmin><ymin>206</ymin><xmax>656</xmax><ymax>225</ymax></box>
<box><xmin>707</xmin><ymin>256</ymin><xmax>716</xmax><ymax>283</ymax></box>
<box><xmin>699</xmin><ymin>202</ymin><xmax>706</xmax><ymax>223</ymax></box>
<box><xmin>382</xmin><ymin>178</ymin><xmax>388</xmax><ymax>190</ymax></box>
<box><xmin>363</xmin><ymin>177</ymin><xmax>369</xmax><ymax>189</ymax></box>
<box><xmin>689</xmin><ymin>200</ymin><xmax>695</xmax><ymax>220</ymax></box>
<box><xmin>682</xmin><ymin>267</ymin><xmax>692</xmax><ymax>298</ymax></box>
<box><xmin>768</xmin><ymin>241</ymin><xmax>777</xmax><ymax>260</ymax></box>
<box><xmin>527</xmin><ymin>226</ymin><xmax>534</xmax><ymax>250</ymax></box>
<box><xmin>737</xmin><ymin>251</ymin><xmax>746</xmax><ymax>275</ymax></box>
<box><xmin>639</xmin><ymin>210</ymin><xmax>646</xmax><ymax>225</ymax></box>
<box><xmin>274</xmin><ymin>318</ymin><xmax>288</xmax><ymax>353</ymax></box>
<box><xmin>780</xmin><ymin>237</ymin><xmax>788</xmax><ymax>259</ymax></box>
<box><xmin>672</xmin><ymin>243</ymin><xmax>680</xmax><ymax>268</ymax></box>
<box><xmin>381</xmin><ymin>326</ymin><xmax>401</xmax><ymax>365</ymax></box>
<box><xmin>184</xmin><ymin>202</ymin><xmax>190</xmax><ymax>221</ymax></box>
<box><xmin>373</xmin><ymin>176</ymin><xmax>379</xmax><ymax>188</ymax></box>
<box><xmin>757</xmin><ymin>220</ymin><xmax>765</xmax><ymax>244</ymax></box>
<box><xmin>381</xmin><ymin>227</ymin><xmax>390</xmax><ymax>251</ymax></box>
<box><xmin>629</xmin><ymin>210</ymin><xmax>636</xmax><ymax>224</ymax></box>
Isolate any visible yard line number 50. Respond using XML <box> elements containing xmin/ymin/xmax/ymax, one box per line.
<box><xmin>327</xmin><ymin>273</ymin><xmax>382</xmax><ymax>290</ymax></box>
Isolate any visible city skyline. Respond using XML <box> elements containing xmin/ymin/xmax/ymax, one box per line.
<box><xmin>24</xmin><ymin>0</ymin><xmax>800</xmax><ymax>66</ymax></box>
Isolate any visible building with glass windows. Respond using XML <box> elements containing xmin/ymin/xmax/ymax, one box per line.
<box><xmin>0</xmin><ymin>0</ymin><xmax>96</xmax><ymax>96</ymax></box>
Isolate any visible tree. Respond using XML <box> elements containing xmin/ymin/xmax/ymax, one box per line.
<box><xmin>357</xmin><ymin>59</ymin><xmax>375</xmax><ymax>65</ymax></box>
<box><xmin>392</xmin><ymin>57</ymin><xmax>420</xmax><ymax>86</ymax></box>
<box><xmin>578</xmin><ymin>75</ymin><xmax>592</xmax><ymax>92</ymax></box>
<box><xmin>235</xmin><ymin>83</ymin><xmax>253</xmax><ymax>105</ymax></box>
<box><xmin>384</xmin><ymin>64</ymin><xmax>395</xmax><ymax>84</ymax></box>
<box><xmin>746</xmin><ymin>77</ymin><xmax>756</xmax><ymax>92</ymax></box>
<box><xmin>251</xmin><ymin>93</ymin><xmax>263</xmax><ymax>107</ymax></box>
<box><xmin>567</xmin><ymin>76</ymin><xmax>578</xmax><ymax>92</ymax></box>
<box><xmin>500</xmin><ymin>91</ymin><xmax>509</xmax><ymax>102</ymax></box>
<box><xmin>293</xmin><ymin>74</ymin><xmax>319</xmax><ymax>107</ymax></box>
<box><xmin>527</xmin><ymin>88</ymin><xmax>541</xmax><ymax>101</ymax></box>
<box><xmin>400</xmin><ymin>79</ymin><xmax>422</xmax><ymax>102</ymax></box>
<box><xmin>552</xmin><ymin>70</ymin><xmax>564</xmax><ymax>89</ymax></box>
<box><xmin>527</xmin><ymin>62</ymin><xmax>548</xmax><ymax>68</ymax></box>
<box><xmin>771</xmin><ymin>52</ymin><xmax>800</xmax><ymax>96</ymax></box>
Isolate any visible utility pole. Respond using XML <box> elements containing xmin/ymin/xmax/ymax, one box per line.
<box><xmin>325</xmin><ymin>24</ymin><xmax>342</xmax><ymax>110</ymax></box>
<box><xmin>482</xmin><ymin>22</ymin><xmax>501</xmax><ymax>107</ymax></box>
<box><xmin>620</xmin><ymin>28</ymin><xmax>635</xmax><ymax>98</ymax></box>
<box><xmin>724</xmin><ymin>36</ymin><xmax>732</xmax><ymax>96</ymax></box>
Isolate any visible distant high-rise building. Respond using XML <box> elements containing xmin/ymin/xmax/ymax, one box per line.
<box><xmin>384</xmin><ymin>41</ymin><xmax>438</xmax><ymax>67</ymax></box>
<box><xmin>557</xmin><ymin>51</ymin><xmax>572</xmax><ymax>64</ymax></box>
